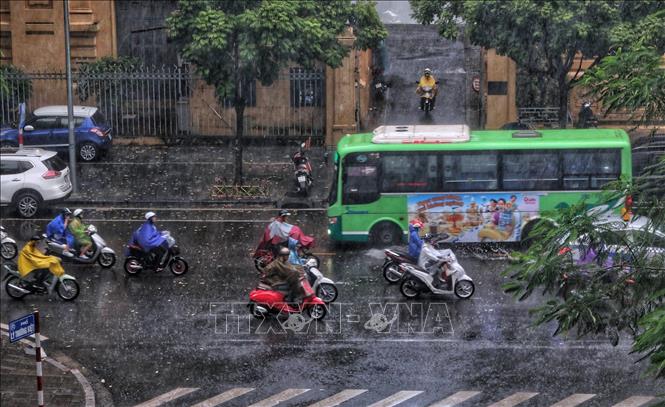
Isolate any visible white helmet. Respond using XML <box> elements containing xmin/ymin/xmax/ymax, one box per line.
<box><xmin>424</xmin><ymin>68</ymin><xmax>432</xmax><ymax>75</ymax></box>
<box><xmin>145</xmin><ymin>211</ymin><xmax>156</xmax><ymax>220</ymax></box>
<box><xmin>73</xmin><ymin>208</ymin><xmax>83</xmax><ymax>217</ymax></box>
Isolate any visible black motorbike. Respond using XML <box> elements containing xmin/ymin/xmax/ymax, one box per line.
<box><xmin>576</xmin><ymin>102</ymin><xmax>599</xmax><ymax>128</ymax></box>
<box><xmin>123</xmin><ymin>231</ymin><xmax>188</xmax><ymax>276</ymax></box>
<box><xmin>292</xmin><ymin>142</ymin><xmax>313</xmax><ymax>197</ymax></box>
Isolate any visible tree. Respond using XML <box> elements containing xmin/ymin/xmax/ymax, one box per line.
<box><xmin>0</xmin><ymin>64</ymin><xmax>32</xmax><ymax>125</ymax></box>
<box><xmin>410</xmin><ymin>0</ymin><xmax>665</xmax><ymax>127</ymax></box>
<box><xmin>167</xmin><ymin>0</ymin><xmax>387</xmax><ymax>184</ymax></box>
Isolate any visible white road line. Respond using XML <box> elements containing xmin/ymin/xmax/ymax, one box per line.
<box><xmin>367</xmin><ymin>390</ymin><xmax>423</xmax><ymax>407</ymax></box>
<box><xmin>549</xmin><ymin>393</ymin><xmax>595</xmax><ymax>407</ymax></box>
<box><xmin>307</xmin><ymin>389</ymin><xmax>368</xmax><ymax>407</ymax></box>
<box><xmin>487</xmin><ymin>392</ymin><xmax>539</xmax><ymax>407</ymax></box>
<box><xmin>70</xmin><ymin>368</ymin><xmax>96</xmax><ymax>407</ymax></box>
<box><xmin>133</xmin><ymin>388</ymin><xmax>199</xmax><ymax>407</ymax></box>
<box><xmin>247</xmin><ymin>388</ymin><xmax>310</xmax><ymax>407</ymax></box>
<box><xmin>190</xmin><ymin>387</ymin><xmax>255</xmax><ymax>407</ymax></box>
<box><xmin>429</xmin><ymin>391</ymin><xmax>482</xmax><ymax>407</ymax></box>
<box><xmin>612</xmin><ymin>396</ymin><xmax>656</xmax><ymax>407</ymax></box>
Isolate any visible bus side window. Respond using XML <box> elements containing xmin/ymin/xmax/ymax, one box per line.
<box><xmin>343</xmin><ymin>165</ymin><xmax>379</xmax><ymax>204</ymax></box>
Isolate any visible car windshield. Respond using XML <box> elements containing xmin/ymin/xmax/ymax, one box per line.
<box><xmin>92</xmin><ymin>110</ymin><xmax>108</xmax><ymax>127</ymax></box>
<box><xmin>42</xmin><ymin>155</ymin><xmax>68</xmax><ymax>171</ymax></box>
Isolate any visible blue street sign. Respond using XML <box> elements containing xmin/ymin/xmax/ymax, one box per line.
<box><xmin>9</xmin><ymin>313</ymin><xmax>35</xmax><ymax>343</ymax></box>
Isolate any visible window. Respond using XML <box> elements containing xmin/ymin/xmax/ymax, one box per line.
<box><xmin>502</xmin><ymin>151</ymin><xmax>560</xmax><ymax>190</ymax></box>
<box><xmin>382</xmin><ymin>153</ymin><xmax>438</xmax><ymax>192</ymax></box>
<box><xmin>42</xmin><ymin>155</ymin><xmax>67</xmax><ymax>172</ymax></box>
<box><xmin>29</xmin><ymin>116</ymin><xmax>58</xmax><ymax>130</ymax></box>
<box><xmin>290</xmin><ymin>67</ymin><xmax>324</xmax><ymax>107</ymax></box>
<box><xmin>58</xmin><ymin>117</ymin><xmax>85</xmax><ymax>128</ymax></box>
<box><xmin>328</xmin><ymin>163</ymin><xmax>339</xmax><ymax>205</ymax></box>
<box><xmin>92</xmin><ymin>110</ymin><xmax>108</xmax><ymax>127</ymax></box>
<box><xmin>443</xmin><ymin>153</ymin><xmax>498</xmax><ymax>191</ymax></box>
<box><xmin>342</xmin><ymin>153</ymin><xmax>380</xmax><ymax>204</ymax></box>
<box><xmin>562</xmin><ymin>149</ymin><xmax>621</xmax><ymax>190</ymax></box>
<box><xmin>0</xmin><ymin>160</ymin><xmax>29</xmax><ymax>175</ymax></box>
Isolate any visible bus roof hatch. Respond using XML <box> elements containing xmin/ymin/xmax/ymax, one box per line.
<box><xmin>371</xmin><ymin>125</ymin><xmax>470</xmax><ymax>144</ymax></box>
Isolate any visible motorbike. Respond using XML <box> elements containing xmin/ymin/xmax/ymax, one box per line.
<box><xmin>3</xmin><ymin>262</ymin><xmax>80</xmax><ymax>301</ymax></box>
<box><xmin>381</xmin><ymin>234</ymin><xmax>449</xmax><ymax>283</ymax></box>
<box><xmin>1</xmin><ymin>226</ymin><xmax>18</xmax><ymax>261</ymax></box>
<box><xmin>46</xmin><ymin>224</ymin><xmax>116</xmax><ymax>268</ymax></box>
<box><xmin>248</xmin><ymin>277</ymin><xmax>327</xmax><ymax>320</ymax></box>
<box><xmin>416</xmin><ymin>81</ymin><xmax>439</xmax><ymax>113</ymax></box>
<box><xmin>303</xmin><ymin>257</ymin><xmax>338</xmax><ymax>303</ymax></box>
<box><xmin>254</xmin><ymin>225</ymin><xmax>318</xmax><ymax>271</ymax></box>
<box><xmin>398</xmin><ymin>247</ymin><xmax>475</xmax><ymax>299</ymax></box>
<box><xmin>123</xmin><ymin>231</ymin><xmax>188</xmax><ymax>276</ymax></box>
<box><xmin>292</xmin><ymin>142</ymin><xmax>313</xmax><ymax>197</ymax></box>
<box><xmin>576</xmin><ymin>102</ymin><xmax>599</xmax><ymax>128</ymax></box>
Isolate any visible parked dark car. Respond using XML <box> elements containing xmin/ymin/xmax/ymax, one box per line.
<box><xmin>0</xmin><ymin>105</ymin><xmax>112</xmax><ymax>161</ymax></box>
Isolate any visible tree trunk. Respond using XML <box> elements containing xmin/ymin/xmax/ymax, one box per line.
<box><xmin>558</xmin><ymin>78</ymin><xmax>569</xmax><ymax>129</ymax></box>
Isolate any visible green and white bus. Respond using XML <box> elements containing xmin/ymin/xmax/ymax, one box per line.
<box><xmin>327</xmin><ymin>125</ymin><xmax>632</xmax><ymax>245</ymax></box>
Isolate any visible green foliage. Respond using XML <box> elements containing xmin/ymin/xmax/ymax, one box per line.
<box><xmin>504</xmin><ymin>157</ymin><xmax>665</xmax><ymax>378</ymax></box>
<box><xmin>410</xmin><ymin>0</ymin><xmax>663</xmax><ymax>126</ymax></box>
<box><xmin>0</xmin><ymin>64</ymin><xmax>33</xmax><ymax>108</ymax></box>
<box><xmin>77</xmin><ymin>56</ymin><xmax>143</xmax><ymax>101</ymax></box>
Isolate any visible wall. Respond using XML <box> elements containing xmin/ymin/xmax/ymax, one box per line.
<box><xmin>483</xmin><ymin>48</ymin><xmax>517</xmax><ymax>129</ymax></box>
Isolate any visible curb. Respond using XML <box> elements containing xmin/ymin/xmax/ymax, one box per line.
<box><xmin>49</xmin><ymin>351</ymin><xmax>115</xmax><ymax>407</ymax></box>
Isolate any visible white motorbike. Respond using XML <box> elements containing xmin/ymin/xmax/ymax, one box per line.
<box><xmin>1</xmin><ymin>226</ymin><xmax>18</xmax><ymax>261</ymax></box>
<box><xmin>46</xmin><ymin>224</ymin><xmax>116</xmax><ymax>268</ymax></box>
<box><xmin>303</xmin><ymin>257</ymin><xmax>338</xmax><ymax>303</ymax></box>
<box><xmin>399</xmin><ymin>245</ymin><xmax>475</xmax><ymax>299</ymax></box>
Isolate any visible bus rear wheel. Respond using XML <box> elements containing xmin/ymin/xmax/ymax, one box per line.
<box><xmin>371</xmin><ymin>222</ymin><xmax>402</xmax><ymax>247</ymax></box>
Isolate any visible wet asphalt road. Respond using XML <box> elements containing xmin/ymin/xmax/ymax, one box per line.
<box><xmin>0</xmin><ymin>210</ymin><xmax>661</xmax><ymax>406</ymax></box>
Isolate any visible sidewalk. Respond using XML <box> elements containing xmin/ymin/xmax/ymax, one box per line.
<box><xmin>1</xmin><ymin>338</ymin><xmax>89</xmax><ymax>406</ymax></box>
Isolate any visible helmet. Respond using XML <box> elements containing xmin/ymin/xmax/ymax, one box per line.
<box><xmin>145</xmin><ymin>211</ymin><xmax>156</xmax><ymax>220</ymax></box>
<box><xmin>30</xmin><ymin>233</ymin><xmax>46</xmax><ymax>241</ymax></box>
<box><xmin>411</xmin><ymin>219</ymin><xmax>424</xmax><ymax>229</ymax></box>
<box><xmin>278</xmin><ymin>247</ymin><xmax>290</xmax><ymax>256</ymax></box>
<box><xmin>62</xmin><ymin>208</ymin><xmax>72</xmax><ymax>216</ymax></box>
<box><xmin>278</xmin><ymin>209</ymin><xmax>291</xmax><ymax>217</ymax></box>
<box><xmin>424</xmin><ymin>68</ymin><xmax>432</xmax><ymax>75</ymax></box>
<box><xmin>73</xmin><ymin>208</ymin><xmax>83</xmax><ymax>217</ymax></box>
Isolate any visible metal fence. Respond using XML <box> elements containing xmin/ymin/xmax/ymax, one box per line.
<box><xmin>518</xmin><ymin>107</ymin><xmax>562</xmax><ymax>128</ymax></box>
<box><xmin>0</xmin><ymin>66</ymin><xmax>326</xmax><ymax>141</ymax></box>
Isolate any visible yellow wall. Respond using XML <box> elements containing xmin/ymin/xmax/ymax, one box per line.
<box><xmin>483</xmin><ymin>49</ymin><xmax>517</xmax><ymax>129</ymax></box>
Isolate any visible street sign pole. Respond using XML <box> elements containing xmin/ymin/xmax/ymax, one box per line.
<box><xmin>34</xmin><ymin>310</ymin><xmax>44</xmax><ymax>407</ymax></box>
<box><xmin>63</xmin><ymin>0</ymin><xmax>77</xmax><ymax>193</ymax></box>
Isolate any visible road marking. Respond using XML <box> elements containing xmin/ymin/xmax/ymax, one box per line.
<box><xmin>367</xmin><ymin>390</ymin><xmax>423</xmax><ymax>407</ymax></box>
<box><xmin>487</xmin><ymin>392</ymin><xmax>539</xmax><ymax>407</ymax></box>
<box><xmin>612</xmin><ymin>396</ymin><xmax>656</xmax><ymax>407</ymax></box>
<box><xmin>307</xmin><ymin>389</ymin><xmax>368</xmax><ymax>407</ymax></box>
<box><xmin>549</xmin><ymin>393</ymin><xmax>595</xmax><ymax>407</ymax></box>
<box><xmin>70</xmin><ymin>368</ymin><xmax>96</xmax><ymax>407</ymax></box>
<box><xmin>190</xmin><ymin>387</ymin><xmax>255</xmax><ymax>407</ymax></box>
<box><xmin>133</xmin><ymin>388</ymin><xmax>198</xmax><ymax>407</ymax></box>
<box><xmin>247</xmin><ymin>388</ymin><xmax>310</xmax><ymax>407</ymax></box>
<box><xmin>429</xmin><ymin>391</ymin><xmax>482</xmax><ymax>406</ymax></box>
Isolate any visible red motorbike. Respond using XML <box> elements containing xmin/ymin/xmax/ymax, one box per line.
<box><xmin>248</xmin><ymin>278</ymin><xmax>327</xmax><ymax>320</ymax></box>
<box><xmin>253</xmin><ymin>224</ymin><xmax>317</xmax><ymax>271</ymax></box>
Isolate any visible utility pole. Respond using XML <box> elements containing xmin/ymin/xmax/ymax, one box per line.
<box><xmin>64</xmin><ymin>0</ymin><xmax>77</xmax><ymax>192</ymax></box>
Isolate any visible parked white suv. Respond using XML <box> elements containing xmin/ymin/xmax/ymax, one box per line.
<box><xmin>1</xmin><ymin>148</ymin><xmax>72</xmax><ymax>218</ymax></box>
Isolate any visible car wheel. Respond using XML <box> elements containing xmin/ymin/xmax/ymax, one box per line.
<box><xmin>14</xmin><ymin>191</ymin><xmax>41</xmax><ymax>218</ymax></box>
<box><xmin>78</xmin><ymin>142</ymin><xmax>99</xmax><ymax>162</ymax></box>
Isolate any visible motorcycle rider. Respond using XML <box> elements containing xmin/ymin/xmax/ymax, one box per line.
<box><xmin>416</xmin><ymin>68</ymin><xmax>438</xmax><ymax>110</ymax></box>
<box><xmin>46</xmin><ymin>208</ymin><xmax>74</xmax><ymax>257</ymax></box>
<box><xmin>287</xmin><ymin>237</ymin><xmax>306</xmax><ymax>266</ymax></box>
<box><xmin>135</xmin><ymin>211</ymin><xmax>169</xmax><ymax>271</ymax></box>
<box><xmin>408</xmin><ymin>218</ymin><xmax>425</xmax><ymax>260</ymax></box>
<box><xmin>261</xmin><ymin>247</ymin><xmax>305</xmax><ymax>303</ymax></box>
<box><xmin>17</xmin><ymin>234</ymin><xmax>65</xmax><ymax>288</ymax></box>
<box><xmin>68</xmin><ymin>209</ymin><xmax>93</xmax><ymax>259</ymax></box>
<box><xmin>576</xmin><ymin>100</ymin><xmax>597</xmax><ymax>128</ymax></box>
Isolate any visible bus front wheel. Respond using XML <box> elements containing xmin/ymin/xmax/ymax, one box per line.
<box><xmin>371</xmin><ymin>222</ymin><xmax>402</xmax><ymax>247</ymax></box>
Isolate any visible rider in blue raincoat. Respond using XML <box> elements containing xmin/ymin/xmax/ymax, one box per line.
<box><xmin>287</xmin><ymin>237</ymin><xmax>305</xmax><ymax>266</ymax></box>
<box><xmin>135</xmin><ymin>212</ymin><xmax>169</xmax><ymax>268</ymax></box>
<box><xmin>46</xmin><ymin>208</ymin><xmax>74</xmax><ymax>255</ymax></box>
<box><xmin>408</xmin><ymin>219</ymin><xmax>424</xmax><ymax>260</ymax></box>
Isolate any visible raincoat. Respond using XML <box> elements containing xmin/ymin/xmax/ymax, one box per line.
<box><xmin>136</xmin><ymin>220</ymin><xmax>166</xmax><ymax>251</ymax></box>
<box><xmin>417</xmin><ymin>75</ymin><xmax>437</xmax><ymax>91</ymax></box>
<box><xmin>68</xmin><ymin>217</ymin><xmax>91</xmax><ymax>247</ymax></box>
<box><xmin>288</xmin><ymin>237</ymin><xmax>305</xmax><ymax>266</ymax></box>
<box><xmin>261</xmin><ymin>258</ymin><xmax>305</xmax><ymax>298</ymax></box>
<box><xmin>46</xmin><ymin>214</ymin><xmax>75</xmax><ymax>247</ymax></box>
<box><xmin>17</xmin><ymin>241</ymin><xmax>65</xmax><ymax>278</ymax></box>
<box><xmin>408</xmin><ymin>224</ymin><xmax>424</xmax><ymax>259</ymax></box>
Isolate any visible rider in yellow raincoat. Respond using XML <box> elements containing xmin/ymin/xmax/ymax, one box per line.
<box><xmin>17</xmin><ymin>235</ymin><xmax>65</xmax><ymax>285</ymax></box>
<box><xmin>416</xmin><ymin>68</ymin><xmax>438</xmax><ymax>110</ymax></box>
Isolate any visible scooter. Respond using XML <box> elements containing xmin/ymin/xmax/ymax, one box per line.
<box><xmin>399</xmin><ymin>247</ymin><xmax>475</xmax><ymax>299</ymax></box>
<box><xmin>46</xmin><ymin>225</ymin><xmax>116</xmax><ymax>268</ymax></box>
<box><xmin>576</xmin><ymin>101</ymin><xmax>599</xmax><ymax>128</ymax></box>
<box><xmin>303</xmin><ymin>257</ymin><xmax>338</xmax><ymax>303</ymax></box>
<box><xmin>381</xmin><ymin>234</ymin><xmax>449</xmax><ymax>283</ymax></box>
<box><xmin>1</xmin><ymin>226</ymin><xmax>18</xmax><ymax>261</ymax></box>
<box><xmin>3</xmin><ymin>262</ymin><xmax>80</xmax><ymax>301</ymax></box>
<box><xmin>292</xmin><ymin>142</ymin><xmax>313</xmax><ymax>197</ymax></box>
<box><xmin>123</xmin><ymin>231</ymin><xmax>188</xmax><ymax>276</ymax></box>
<box><xmin>248</xmin><ymin>277</ymin><xmax>327</xmax><ymax>320</ymax></box>
<box><xmin>416</xmin><ymin>81</ymin><xmax>439</xmax><ymax>114</ymax></box>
